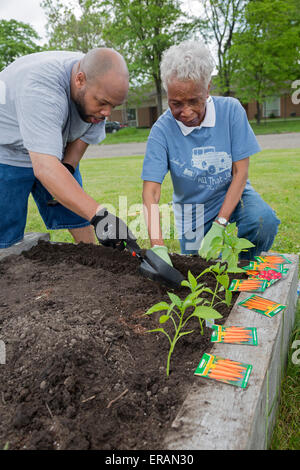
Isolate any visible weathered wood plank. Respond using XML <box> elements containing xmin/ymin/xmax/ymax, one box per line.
<box><xmin>165</xmin><ymin>253</ymin><xmax>299</xmax><ymax>450</ymax></box>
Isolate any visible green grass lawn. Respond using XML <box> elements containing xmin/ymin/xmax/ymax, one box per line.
<box><xmin>101</xmin><ymin>119</ymin><xmax>300</xmax><ymax>144</ymax></box>
<box><xmin>270</xmin><ymin>303</ymin><xmax>300</xmax><ymax>450</ymax></box>
<box><xmin>24</xmin><ymin>148</ymin><xmax>300</xmax><ymax>449</ymax></box>
<box><xmin>25</xmin><ymin>148</ymin><xmax>300</xmax><ymax>255</ymax></box>
<box><xmin>101</xmin><ymin>127</ymin><xmax>150</xmax><ymax>144</ymax></box>
<box><xmin>250</xmin><ymin>118</ymin><xmax>300</xmax><ymax>135</ymax></box>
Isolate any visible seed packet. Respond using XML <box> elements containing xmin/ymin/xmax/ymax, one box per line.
<box><xmin>254</xmin><ymin>254</ymin><xmax>292</xmax><ymax>265</ymax></box>
<box><xmin>242</xmin><ymin>262</ymin><xmax>262</xmax><ymax>271</ymax></box>
<box><xmin>242</xmin><ymin>261</ymin><xmax>286</xmax><ymax>272</ymax></box>
<box><xmin>244</xmin><ymin>269</ymin><xmax>260</xmax><ymax>276</ymax></box>
<box><xmin>248</xmin><ymin>269</ymin><xmax>283</xmax><ymax>287</ymax></box>
<box><xmin>211</xmin><ymin>325</ymin><xmax>258</xmax><ymax>346</ymax></box>
<box><xmin>194</xmin><ymin>353</ymin><xmax>252</xmax><ymax>388</ymax></box>
<box><xmin>228</xmin><ymin>278</ymin><xmax>268</xmax><ymax>292</ymax></box>
<box><xmin>238</xmin><ymin>294</ymin><xmax>286</xmax><ymax>318</ymax></box>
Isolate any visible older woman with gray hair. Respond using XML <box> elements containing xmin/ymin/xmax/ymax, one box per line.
<box><xmin>141</xmin><ymin>40</ymin><xmax>280</xmax><ymax>264</ymax></box>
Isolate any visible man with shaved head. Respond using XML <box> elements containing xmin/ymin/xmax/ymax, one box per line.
<box><xmin>0</xmin><ymin>48</ymin><xmax>134</xmax><ymax>249</ymax></box>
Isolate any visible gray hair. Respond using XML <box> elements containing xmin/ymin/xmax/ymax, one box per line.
<box><xmin>160</xmin><ymin>40</ymin><xmax>215</xmax><ymax>90</ymax></box>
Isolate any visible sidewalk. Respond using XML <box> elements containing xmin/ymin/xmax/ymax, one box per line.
<box><xmin>83</xmin><ymin>132</ymin><xmax>300</xmax><ymax>159</ymax></box>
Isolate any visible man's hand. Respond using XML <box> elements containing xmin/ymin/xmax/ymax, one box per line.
<box><xmin>150</xmin><ymin>245</ymin><xmax>173</xmax><ymax>266</ymax></box>
<box><xmin>199</xmin><ymin>221</ymin><xmax>225</xmax><ymax>260</ymax></box>
<box><xmin>90</xmin><ymin>207</ymin><xmax>136</xmax><ymax>249</ymax></box>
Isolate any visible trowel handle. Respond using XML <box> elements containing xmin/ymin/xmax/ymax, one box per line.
<box><xmin>125</xmin><ymin>239</ymin><xmax>142</xmax><ymax>259</ymax></box>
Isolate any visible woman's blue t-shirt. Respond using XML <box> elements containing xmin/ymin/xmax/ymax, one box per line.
<box><xmin>141</xmin><ymin>96</ymin><xmax>261</xmax><ymax>233</ymax></box>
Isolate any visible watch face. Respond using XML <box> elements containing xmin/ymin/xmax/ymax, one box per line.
<box><xmin>218</xmin><ymin>217</ymin><xmax>227</xmax><ymax>225</ymax></box>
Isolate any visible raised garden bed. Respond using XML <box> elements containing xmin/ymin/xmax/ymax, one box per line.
<box><xmin>0</xmin><ymin>240</ymin><xmax>298</xmax><ymax>450</ymax></box>
<box><xmin>0</xmin><ymin>241</ymin><xmax>245</xmax><ymax>450</ymax></box>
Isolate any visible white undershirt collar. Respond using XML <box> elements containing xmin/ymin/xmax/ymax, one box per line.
<box><xmin>175</xmin><ymin>96</ymin><xmax>216</xmax><ymax>136</ymax></box>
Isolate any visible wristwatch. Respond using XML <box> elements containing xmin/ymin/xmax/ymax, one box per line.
<box><xmin>215</xmin><ymin>217</ymin><xmax>228</xmax><ymax>227</ymax></box>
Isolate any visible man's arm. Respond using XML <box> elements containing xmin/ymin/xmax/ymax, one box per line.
<box><xmin>30</xmin><ymin>151</ymin><xmax>100</xmax><ymax>221</ymax></box>
<box><xmin>216</xmin><ymin>158</ymin><xmax>249</xmax><ymax>223</ymax></box>
<box><xmin>62</xmin><ymin>138</ymin><xmax>89</xmax><ymax>169</ymax></box>
<box><xmin>142</xmin><ymin>181</ymin><xmax>164</xmax><ymax>247</ymax></box>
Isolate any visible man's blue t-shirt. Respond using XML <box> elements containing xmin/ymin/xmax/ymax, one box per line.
<box><xmin>141</xmin><ymin>96</ymin><xmax>261</xmax><ymax>235</ymax></box>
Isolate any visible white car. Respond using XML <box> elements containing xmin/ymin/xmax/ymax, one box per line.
<box><xmin>192</xmin><ymin>146</ymin><xmax>231</xmax><ymax>175</ymax></box>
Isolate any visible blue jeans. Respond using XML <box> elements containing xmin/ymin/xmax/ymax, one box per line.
<box><xmin>0</xmin><ymin>163</ymin><xmax>90</xmax><ymax>248</ymax></box>
<box><xmin>179</xmin><ymin>186</ymin><xmax>280</xmax><ymax>259</ymax></box>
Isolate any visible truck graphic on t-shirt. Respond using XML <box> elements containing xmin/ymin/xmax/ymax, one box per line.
<box><xmin>191</xmin><ymin>146</ymin><xmax>231</xmax><ymax>175</ymax></box>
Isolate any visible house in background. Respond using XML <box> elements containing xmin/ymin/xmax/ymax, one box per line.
<box><xmin>110</xmin><ymin>81</ymin><xmax>300</xmax><ymax>127</ymax></box>
<box><xmin>244</xmin><ymin>94</ymin><xmax>300</xmax><ymax>120</ymax></box>
<box><xmin>110</xmin><ymin>86</ymin><xmax>163</xmax><ymax>128</ymax></box>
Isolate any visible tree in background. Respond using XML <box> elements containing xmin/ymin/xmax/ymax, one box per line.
<box><xmin>41</xmin><ymin>0</ymin><xmax>192</xmax><ymax>117</ymax></box>
<box><xmin>190</xmin><ymin>0</ymin><xmax>247</xmax><ymax>96</ymax></box>
<box><xmin>102</xmin><ymin>0</ymin><xmax>191</xmax><ymax>116</ymax></box>
<box><xmin>41</xmin><ymin>0</ymin><xmax>109</xmax><ymax>52</ymax></box>
<box><xmin>229</xmin><ymin>0</ymin><xmax>300</xmax><ymax>124</ymax></box>
<box><xmin>0</xmin><ymin>19</ymin><xmax>41</xmax><ymax>71</ymax></box>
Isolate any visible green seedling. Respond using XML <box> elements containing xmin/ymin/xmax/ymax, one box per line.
<box><xmin>206</xmin><ymin>222</ymin><xmax>255</xmax><ymax>273</ymax></box>
<box><xmin>144</xmin><ymin>271</ymin><xmax>222</xmax><ymax>377</ymax></box>
<box><xmin>196</xmin><ymin>262</ymin><xmax>233</xmax><ymax>310</ymax></box>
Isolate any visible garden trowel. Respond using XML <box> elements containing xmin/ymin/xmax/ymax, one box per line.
<box><xmin>124</xmin><ymin>239</ymin><xmax>184</xmax><ymax>289</ymax></box>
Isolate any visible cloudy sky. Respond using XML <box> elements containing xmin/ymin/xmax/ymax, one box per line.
<box><xmin>0</xmin><ymin>0</ymin><xmax>199</xmax><ymax>39</ymax></box>
<box><xmin>0</xmin><ymin>0</ymin><xmax>48</xmax><ymax>40</ymax></box>
<box><xmin>0</xmin><ymin>0</ymin><xmax>201</xmax><ymax>42</ymax></box>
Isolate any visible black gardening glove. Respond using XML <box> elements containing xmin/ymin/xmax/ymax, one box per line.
<box><xmin>90</xmin><ymin>207</ymin><xmax>136</xmax><ymax>250</ymax></box>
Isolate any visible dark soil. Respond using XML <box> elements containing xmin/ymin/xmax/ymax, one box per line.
<box><xmin>0</xmin><ymin>241</ymin><xmax>246</xmax><ymax>450</ymax></box>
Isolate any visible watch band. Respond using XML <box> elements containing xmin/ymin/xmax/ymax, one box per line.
<box><xmin>216</xmin><ymin>217</ymin><xmax>228</xmax><ymax>226</ymax></box>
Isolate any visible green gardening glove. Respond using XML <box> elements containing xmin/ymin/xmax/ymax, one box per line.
<box><xmin>198</xmin><ymin>222</ymin><xmax>225</xmax><ymax>260</ymax></box>
<box><xmin>151</xmin><ymin>245</ymin><xmax>173</xmax><ymax>266</ymax></box>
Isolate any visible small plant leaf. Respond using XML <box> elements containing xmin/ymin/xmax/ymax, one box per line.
<box><xmin>147</xmin><ymin>328</ymin><xmax>166</xmax><ymax>334</ymax></box>
<box><xmin>191</xmin><ymin>306</ymin><xmax>223</xmax><ymax>320</ymax></box>
<box><xmin>178</xmin><ymin>330</ymin><xmax>194</xmax><ymax>338</ymax></box>
<box><xmin>225</xmin><ymin>253</ymin><xmax>239</xmax><ymax>272</ymax></box>
<box><xmin>236</xmin><ymin>238</ymin><xmax>255</xmax><ymax>250</ymax></box>
<box><xmin>219</xmin><ymin>264</ymin><xmax>227</xmax><ymax>274</ymax></box>
<box><xmin>211</xmin><ymin>262</ymin><xmax>221</xmax><ymax>272</ymax></box>
<box><xmin>159</xmin><ymin>315</ymin><xmax>170</xmax><ymax>324</ymax></box>
<box><xmin>182</xmin><ymin>297</ymin><xmax>194</xmax><ymax>309</ymax></box>
<box><xmin>227</xmin><ymin>265</ymin><xmax>245</xmax><ymax>273</ymax></box>
<box><xmin>217</xmin><ymin>274</ymin><xmax>229</xmax><ymax>289</ymax></box>
<box><xmin>221</xmin><ymin>245</ymin><xmax>232</xmax><ymax>261</ymax></box>
<box><xmin>188</xmin><ymin>271</ymin><xmax>197</xmax><ymax>290</ymax></box>
<box><xmin>167</xmin><ymin>302</ymin><xmax>175</xmax><ymax>315</ymax></box>
<box><xmin>147</xmin><ymin>327</ymin><xmax>172</xmax><ymax>346</ymax></box>
<box><xmin>194</xmin><ymin>298</ymin><xmax>204</xmax><ymax>305</ymax></box>
<box><xmin>225</xmin><ymin>222</ymin><xmax>237</xmax><ymax>235</ymax></box>
<box><xmin>183</xmin><ymin>290</ymin><xmax>203</xmax><ymax>304</ymax></box>
<box><xmin>196</xmin><ymin>266</ymin><xmax>215</xmax><ymax>278</ymax></box>
<box><xmin>202</xmin><ymin>287</ymin><xmax>214</xmax><ymax>295</ymax></box>
<box><xmin>181</xmin><ymin>280</ymin><xmax>191</xmax><ymax>288</ymax></box>
<box><xmin>168</xmin><ymin>292</ymin><xmax>182</xmax><ymax>308</ymax></box>
<box><xmin>225</xmin><ymin>289</ymin><xmax>232</xmax><ymax>306</ymax></box>
<box><xmin>145</xmin><ymin>302</ymin><xmax>170</xmax><ymax>315</ymax></box>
